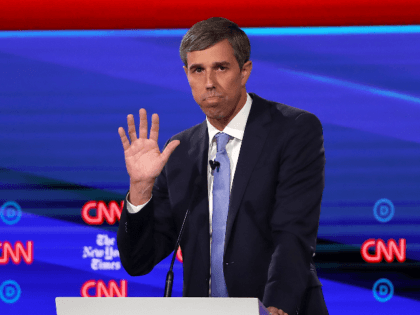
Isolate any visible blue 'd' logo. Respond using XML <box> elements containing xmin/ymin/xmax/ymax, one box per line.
<box><xmin>373</xmin><ymin>199</ymin><xmax>394</xmax><ymax>223</ymax></box>
<box><xmin>0</xmin><ymin>201</ymin><xmax>22</xmax><ymax>225</ymax></box>
<box><xmin>373</xmin><ymin>278</ymin><xmax>394</xmax><ymax>302</ymax></box>
<box><xmin>0</xmin><ymin>280</ymin><xmax>21</xmax><ymax>304</ymax></box>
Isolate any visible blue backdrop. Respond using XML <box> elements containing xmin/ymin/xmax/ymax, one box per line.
<box><xmin>1</xmin><ymin>26</ymin><xmax>419</xmax><ymax>314</ymax></box>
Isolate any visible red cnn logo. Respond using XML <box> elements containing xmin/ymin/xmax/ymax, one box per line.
<box><xmin>81</xmin><ymin>201</ymin><xmax>123</xmax><ymax>225</ymax></box>
<box><xmin>81</xmin><ymin>280</ymin><xmax>127</xmax><ymax>297</ymax></box>
<box><xmin>0</xmin><ymin>241</ymin><xmax>33</xmax><ymax>264</ymax></box>
<box><xmin>176</xmin><ymin>246</ymin><xmax>183</xmax><ymax>263</ymax></box>
<box><xmin>361</xmin><ymin>238</ymin><xmax>406</xmax><ymax>263</ymax></box>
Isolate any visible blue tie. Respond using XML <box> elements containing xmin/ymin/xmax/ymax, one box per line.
<box><xmin>211</xmin><ymin>132</ymin><xmax>231</xmax><ymax>297</ymax></box>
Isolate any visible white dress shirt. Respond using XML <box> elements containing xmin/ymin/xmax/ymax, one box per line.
<box><xmin>206</xmin><ymin>93</ymin><xmax>253</xmax><ymax>235</ymax></box>
<box><xmin>126</xmin><ymin>93</ymin><xmax>253</xmax><ymax>294</ymax></box>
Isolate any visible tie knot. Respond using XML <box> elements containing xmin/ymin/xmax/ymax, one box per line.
<box><xmin>215</xmin><ymin>132</ymin><xmax>230</xmax><ymax>152</ymax></box>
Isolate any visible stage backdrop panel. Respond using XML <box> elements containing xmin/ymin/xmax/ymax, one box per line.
<box><xmin>1</xmin><ymin>26</ymin><xmax>419</xmax><ymax>314</ymax></box>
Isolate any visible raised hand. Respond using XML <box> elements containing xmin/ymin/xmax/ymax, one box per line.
<box><xmin>118</xmin><ymin>108</ymin><xmax>180</xmax><ymax>205</ymax></box>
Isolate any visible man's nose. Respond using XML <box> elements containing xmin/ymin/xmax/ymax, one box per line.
<box><xmin>205</xmin><ymin>70</ymin><xmax>216</xmax><ymax>89</ymax></box>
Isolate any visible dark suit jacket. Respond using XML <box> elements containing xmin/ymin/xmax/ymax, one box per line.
<box><xmin>117</xmin><ymin>93</ymin><xmax>326</xmax><ymax>315</ymax></box>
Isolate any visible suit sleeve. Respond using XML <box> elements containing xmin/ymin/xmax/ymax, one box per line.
<box><xmin>262</xmin><ymin>113</ymin><xmax>325</xmax><ymax>314</ymax></box>
<box><xmin>117</xmin><ymin>147</ymin><xmax>177</xmax><ymax>276</ymax></box>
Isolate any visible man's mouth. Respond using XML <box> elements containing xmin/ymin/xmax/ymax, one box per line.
<box><xmin>204</xmin><ymin>95</ymin><xmax>222</xmax><ymax>100</ymax></box>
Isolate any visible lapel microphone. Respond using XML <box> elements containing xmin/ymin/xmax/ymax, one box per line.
<box><xmin>164</xmin><ymin>176</ymin><xmax>202</xmax><ymax>297</ymax></box>
<box><xmin>209</xmin><ymin>160</ymin><xmax>220</xmax><ymax>172</ymax></box>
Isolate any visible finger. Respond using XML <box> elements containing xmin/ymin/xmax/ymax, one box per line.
<box><xmin>161</xmin><ymin>140</ymin><xmax>180</xmax><ymax>163</ymax></box>
<box><xmin>118</xmin><ymin>127</ymin><xmax>130</xmax><ymax>151</ymax></box>
<box><xmin>127</xmin><ymin>114</ymin><xmax>137</xmax><ymax>143</ymax></box>
<box><xmin>139</xmin><ymin>108</ymin><xmax>148</xmax><ymax>139</ymax></box>
<box><xmin>267</xmin><ymin>307</ymin><xmax>281</xmax><ymax>315</ymax></box>
<box><xmin>149</xmin><ymin>113</ymin><xmax>159</xmax><ymax>142</ymax></box>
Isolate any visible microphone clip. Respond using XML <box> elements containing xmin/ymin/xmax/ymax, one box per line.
<box><xmin>209</xmin><ymin>160</ymin><xmax>220</xmax><ymax>173</ymax></box>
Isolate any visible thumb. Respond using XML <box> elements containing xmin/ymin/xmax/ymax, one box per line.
<box><xmin>161</xmin><ymin>140</ymin><xmax>181</xmax><ymax>163</ymax></box>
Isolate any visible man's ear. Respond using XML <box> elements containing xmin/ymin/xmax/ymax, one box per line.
<box><xmin>183</xmin><ymin>65</ymin><xmax>188</xmax><ymax>76</ymax></box>
<box><xmin>241</xmin><ymin>60</ymin><xmax>253</xmax><ymax>85</ymax></box>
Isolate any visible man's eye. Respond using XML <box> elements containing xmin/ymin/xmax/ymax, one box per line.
<box><xmin>218</xmin><ymin>66</ymin><xmax>226</xmax><ymax>70</ymax></box>
<box><xmin>195</xmin><ymin>68</ymin><xmax>203</xmax><ymax>73</ymax></box>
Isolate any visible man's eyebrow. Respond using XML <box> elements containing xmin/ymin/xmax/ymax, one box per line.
<box><xmin>188</xmin><ymin>63</ymin><xmax>202</xmax><ymax>70</ymax></box>
<box><xmin>188</xmin><ymin>61</ymin><xmax>231</xmax><ymax>70</ymax></box>
<box><xmin>213</xmin><ymin>61</ymin><xmax>230</xmax><ymax>67</ymax></box>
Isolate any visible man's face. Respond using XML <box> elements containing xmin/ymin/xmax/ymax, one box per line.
<box><xmin>184</xmin><ymin>39</ymin><xmax>252</xmax><ymax>126</ymax></box>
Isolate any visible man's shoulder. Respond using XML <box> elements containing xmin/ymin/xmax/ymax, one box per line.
<box><xmin>250</xmin><ymin>93</ymin><xmax>322</xmax><ymax>127</ymax></box>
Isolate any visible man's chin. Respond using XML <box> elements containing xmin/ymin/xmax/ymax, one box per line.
<box><xmin>210</xmin><ymin>114</ymin><xmax>225</xmax><ymax>120</ymax></box>
<box><xmin>201</xmin><ymin>107</ymin><xmax>225</xmax><ymax>120</ymax></box>
<box><xmin>206</xmin><ymin>111</ymin><xmax>227</xmax><ymax>120</ymax></box>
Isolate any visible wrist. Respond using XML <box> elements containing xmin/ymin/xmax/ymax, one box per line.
<box><xmin>129</xmin><ymin>180</ymin><xmax>155</xmax><ymax>206</ymax></box>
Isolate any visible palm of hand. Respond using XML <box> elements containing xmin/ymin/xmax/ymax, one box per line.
<box><xmin>118</xmin><ymin>109</ymin><xmax>180</xmax><ymax>184</ymax></box>
<box><xmin>125</xmin><ymin>138</ymin><xmax>164</xmax><ymax>182</ymax></box>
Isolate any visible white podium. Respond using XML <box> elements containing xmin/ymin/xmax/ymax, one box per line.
<box><xmin>56</xmin><ymin>297</ymin><xmax>270</xmax><ymax>315</ymax></box>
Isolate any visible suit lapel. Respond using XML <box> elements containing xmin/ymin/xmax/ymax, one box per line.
<box><xmin>187</xmin><ymin>121</ymin><xmax>210</xmax><ymax>273</ymax></box>
<box><xmin>224</xmin><ymin>93</ymin><xmax>272</xmax><ymax>254</ymax></box>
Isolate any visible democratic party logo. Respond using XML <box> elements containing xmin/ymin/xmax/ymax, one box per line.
<box><xmin>373</xmin><ymin>278</ymin><xmax>394</xmax><ymax>302</ymax></box>
<box><xmin>0</xmin><ymin>280</ymin><xmax>21</xmax><ymax>304</ymax></box>
<box><xmin>373</xmin><ymin>199</ymin><xmax>394</xmax><ymax>223</ymax></box>
<box><xmin>81</xmin><ymin>201</ymin><xmax>123</xmax><ymax>225</ymax></box>
<box><xmin>0</xmin><ymin>201</ymin><xmax>22</xmax><ymax>225</ymax></box>
<box><xmin>82</xmin><ymin>234</ymin><xmax>121</xmax><ymax>270</ymax></box>
<box><xmin>81</xmin><ymin>280</ymin><xmax>127</xmax><ymax>297</ymax></box>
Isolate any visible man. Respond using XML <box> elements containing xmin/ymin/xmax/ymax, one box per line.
<box><xmin>117</xmin><ymin>17</ymin><xmax>328</xmax><ymax>315</ymax></box>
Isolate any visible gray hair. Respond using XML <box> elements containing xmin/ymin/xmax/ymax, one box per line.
<box><xmin>180</xmin><ymin>17</ymin><xmax>251</xmax><ymax>69</ymax></box>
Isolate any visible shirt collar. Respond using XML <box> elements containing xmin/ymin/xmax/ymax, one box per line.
<box><xmin>206</xmin><ymin>93</ymin><xmax>253</xmax><ymax>146</ymax></box>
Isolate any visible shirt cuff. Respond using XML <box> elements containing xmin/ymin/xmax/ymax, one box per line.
<box><xmin>126</xmin><ymin>193</ymin><xmax>152</xmax><ymax>214</ymax></box>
